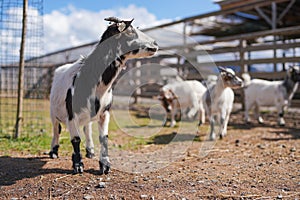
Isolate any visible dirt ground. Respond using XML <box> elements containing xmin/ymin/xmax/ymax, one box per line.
<box><xmin>1</xmin><ymin>110</ymin><xmax>300</xmax><ymax>200</ymax></box>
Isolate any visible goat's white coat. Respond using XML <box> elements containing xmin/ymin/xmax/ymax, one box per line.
<box><xmin>160</xmin><ymin>80</ymin><xmax>207</xmax><ymax>127</ymax></box>
<box><xmin>242</xmin><ymin>67</ymin><xmax>300</xmax><ymax>125</ymax></box>
<box><xmin>204</xmin><ymin>68</ymin><xmax>243</xmax><ymax>140</ymax></box>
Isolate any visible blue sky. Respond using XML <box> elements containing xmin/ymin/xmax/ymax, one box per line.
<box><xmin>44</xmin><ymin>1</ymin><xmax>220</xmax><ymax>20</ymax></box>
<box><xmin>41</xmin><ymin>1</ymin><xmax>220</xmax><ymax>52</ymax></box>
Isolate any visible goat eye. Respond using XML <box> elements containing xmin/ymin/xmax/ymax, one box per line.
<box><xmin>126</xmin><ymin>27</ymin><xmax>135</xmax><ymax>35</ymax></box>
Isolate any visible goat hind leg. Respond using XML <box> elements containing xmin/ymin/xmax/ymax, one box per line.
<box><xmin>49</xmin><ymin>119</ymin><xmax>61</xmax><ymax>159</ymax></box>
<box><xmin>220</xmin><ymin>111</ymin><xmax>230</xmax><ymax>139</ymax></box>
<box><xmin>83</xmin><ymin>122</ymin><xmax>95</xmax><ymax>158</ymax></box>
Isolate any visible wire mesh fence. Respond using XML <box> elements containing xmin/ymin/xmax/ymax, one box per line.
<box><xmin>0</xmin><ymin>0</ymin><xmax>49</xmax><ymax>137</ymax></box>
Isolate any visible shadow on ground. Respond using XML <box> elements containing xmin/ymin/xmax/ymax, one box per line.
<box><xmin>0</xmin><ymin>156</ymin><xmax>70</xmax><ymax>186</ymax></box>
<box><xmin>149</xmin><ymin>132</ymin><xmax>200</xmax><ymax>145</ymax></box>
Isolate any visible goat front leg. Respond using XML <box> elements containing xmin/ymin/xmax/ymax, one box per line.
<box><xmin>254</xmin><ymin>103</ymin><xmax>264</xmax><ymax>124</ymax></box>
<box><xmin>244</xmin><ymin>102</ymin><xmax>252</xmax><ymax>124</ymax></box>
<box><xmin>277</xmin><ymin>105</ymin><xmax>286</xmax><ymax>126</ymax></box>
<box><xmin>209</xmin><ymin>115</ymin><xmax>216</xmax><ymax>141</ymax></box>
<box><xmin>83</xmin><ymin>122</ymin><xmax>95</xmax><ymax>158</ymax></box>
<box><xmin>198</xmin><ymin>103</ymin><xmax>205</xmax><ymax>126</ymax></box>
<box><xmin>162</xmin><ymin>111</ymin><xmax>170</xmax><ymax>127</ymax></box>
<box><xmin>98</xmin><ymin>111</ymin><xmax>111</xmax><ymax>175</ymax></box>
<box><xmin>220</xmin><ymin>110</ymin><xmax>230</xmax><ymax>139</ymax></box>
<box><xmin>170</xmin><ymin>108</ymin><xmax>177</xmax><ymax>127</ymax></box>
<box><xmin>68</xmin><ymin>120</ymin><xmax>84</xmax><ymax>174</ymax></box>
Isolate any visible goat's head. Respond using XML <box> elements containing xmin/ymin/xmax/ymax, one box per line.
<box><xmin>158</xmin><ymin>88</ymin><xmax>178</xmax><ymax>113</ymax></box>
<box><xmin>218</xmin><ymin>67</ymin><xmax>244</xmax><ymax>89</ymax></box>
<box><xmin>288</xmin><ymin>66</ymin><xmax>300</xmax><ymax>82</ymax></box>
<box><xmin>100</xmin><ymin>17</ymin><xmax>158</xmax><ymax>61</ymax></box>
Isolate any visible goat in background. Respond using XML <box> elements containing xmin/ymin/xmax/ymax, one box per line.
<box><xmin>203</xmin><ymin>67</ymin><xmax>243</xmax><ymax>140</ymax></box>
<box><xmin>242</xmin><ymin>66</ymin><xmax>300</xmax><ymax>126</ymax></box>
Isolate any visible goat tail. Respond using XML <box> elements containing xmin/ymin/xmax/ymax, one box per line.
<box><xmin>241</xmin><ymin>73</ymin><xmax>251</xmax><ymax>87</ymax></box>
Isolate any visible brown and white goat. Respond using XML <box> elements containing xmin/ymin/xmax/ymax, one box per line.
<box><xmin>159</xmin><ymin>80</ymin><xmax>207</xmax><ymax>127</ymax></box>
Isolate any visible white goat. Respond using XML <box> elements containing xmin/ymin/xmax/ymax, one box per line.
<box><xmin>242</xmin><ymin>66</ymin><xmax>300</xmax><ymax>126</ymax></box>
<box><xmin>203</xmin><ymin>67</ymin><xmax>243</xmax><ymax>140</ymax></box>
<box><xmin>159</xmin><ymin>80</ymin><xmax>207</xmax><ymax>127</ymax></box>
<box><xmin>49</xmin><ymin>17</ymin><xmax>158</xmax><ymax>174</ymax></box>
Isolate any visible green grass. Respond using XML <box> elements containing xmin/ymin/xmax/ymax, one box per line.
<box><xmin>0</xmin><ymin>98</ymin><xmax>202</xmax><ymax>156</ymax></box>
<box><xmin>0</xmin><ymin>97</ymin><xmax>52</xmax><ymax>136</ymax></box>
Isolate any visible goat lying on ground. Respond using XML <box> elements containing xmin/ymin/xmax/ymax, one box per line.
<box><xmin>203</xmin><ymin>67</ymin><xmax>243</xmax><ymax>140</ymax></box>
<box><xmin>242</xmin><ymin>66</ymin><xmax>300</xmax><ymax>126</ymax></box>
<box><xmin>49</xmin><ymin>17</ymin><xmax>158</xmax><ymax>174</ymax></box>
<box><xmin>159</xmin><ymin>80</ymin><xmax>207</xmax><ymax>127</ymax></box>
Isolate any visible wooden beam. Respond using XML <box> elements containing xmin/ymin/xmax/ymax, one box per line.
<box><xmin>196</xmin><ymin>56</ymin><xmax>300</xmax><ymax>66</ymax></box>
<box><xmin>277</xmin><ymin>0</ymin><xmax>296</xmax><ymax>22</ymax></box>
<box><xmin>245</xmin><ymin>56</ymin><xmax>300</xmax><ymax>65</ymax></box>
<box><xmin>183</xmin><ymin>41</ymin><xmax>300</xmax><ymax>58</ymax></box>
<box><xmin>143</xmin><ymin>0</ymin><xmax>290</xmax><ymax>32</ymax></box>
<box><xmin>162</xmin><ymin>25</ymin><xmax>300</xmax><ymax>50</ymax></box>
<box><xmin>255</xmin><ymin>6</ymin><xmax>272</xmax><ymax>26</ymax></box>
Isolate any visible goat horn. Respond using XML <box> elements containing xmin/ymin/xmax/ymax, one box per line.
<box><xmin>104</xmin><ymin>17</ymin><xmax>122</xmax><ymax>23</ymax></box>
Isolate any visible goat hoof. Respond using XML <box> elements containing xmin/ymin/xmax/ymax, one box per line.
<box><xmin>278</xmin><ymin>119</ymin><xmax>285</xmax><ymax>127</ymax></box>
<box><xmin>258</xmin><ymin>117</ymin><xmax>264</xmax><ymax>124</ymax></box>
<box><xmin>209</xmin><ymin>134</ymin><xmax>216</xmax><ymax>141</ymax></box>
<box><xmin>99</xmin><ymin>161</ymin><xmax>110</xmax><ymax>175</ymax></box>
<box><xmin>49</xmin><ymin>145</ymin><xmax>59</xmax><ymax>158</ymax></box>
<box><xmin>73</xmin><ymin>163</ymin><xmax>84</xmax><ymax>174</ymax></box>
<box><xmin>85</xmin><ymin>148</ymin><xmax>95</xmax><ymax>158</ymax></box>
<box><xmin>72</xmin><ymin>153</ymin><xmax>83</xmax><ymax>174</ymax></box>
<box><xmin>49</xmin><ymin>152</ymin><xmax>58</xmax><ymax>159</ymax></box>
<box><xmin>86</xmin><ymin>152</ymin><xmax>95</xmax><ymax>159</ymax></box>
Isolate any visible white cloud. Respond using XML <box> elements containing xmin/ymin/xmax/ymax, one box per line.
<box><xmin>43</xmin><ymin>4</ymin><xmax>166</xmax><ymax>53</ymax></box>
<box><xmin>0</xmin><ymin>6</ymin><xmax>43</xmax><ymax>62</ymax></box>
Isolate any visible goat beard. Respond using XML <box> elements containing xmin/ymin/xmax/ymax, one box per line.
<box><xmin>121</xmin><ymin>63</ymin><xmax>127</xmax><ymax>70</ymax></box>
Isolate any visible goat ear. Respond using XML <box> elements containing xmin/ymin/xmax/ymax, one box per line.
<box><xmin>218</xmin><ymin>66</ymin><xmax>227</xmax><ymax>73</ymax></box>
<box><xmin>125</xmin><ymin>18</ymin><xmax>134</xmax><ymax>27</ymax></box>
<box><xmin>117</xmin><ymin>22</ymin><xmax>126</xmax><ymax>32</ymax></box>
<box><xmin>169</xmin><ymin>90</ymin><xmax>178</xmax><ymax>99</ymax></box>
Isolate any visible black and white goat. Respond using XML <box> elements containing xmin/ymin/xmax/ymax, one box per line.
<box><xmin>49</xmin><ymin>17</ymin><xmax>158</xmax><ymax>174</ymax></box>
<box><xmin>243</xmin><ymin>66</ymin><xmax>300</xmax><ymax>126</ymax></box>
<box><xmin>204</xmin><ymin>67</ymin><xmax>243</xmax><ymax>140</ymax></box>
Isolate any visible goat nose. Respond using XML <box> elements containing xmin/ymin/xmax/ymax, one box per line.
<box><xmin>153</xmin><ymin>40</ymin><xmax>158</xmax><ymax>46</ymax></box>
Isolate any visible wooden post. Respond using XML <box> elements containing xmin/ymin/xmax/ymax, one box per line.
<box><xmin>272</xmin><ymin>2</ymin><xmax>277</xmax><ymax>72</ymax></box>
<box><xmin>239</xmin><ymin>39</ymin><xmax>247</xmax><ymax>73</ymax></box>
<box><xmin>239</xmin><ymin>39</ymin><xmax>246</xmax><ymax>110</ymax></box>
<box><xmin>14</xmin><ymin>0</ymin><xmax>28</xmax><ymax>139</ymax></box>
